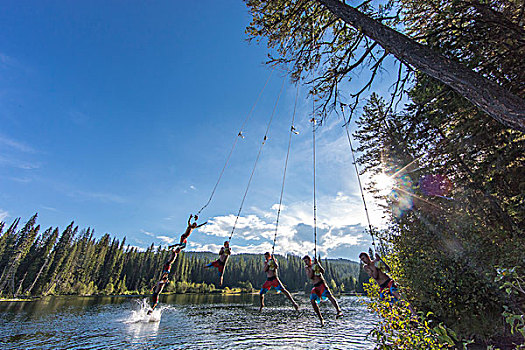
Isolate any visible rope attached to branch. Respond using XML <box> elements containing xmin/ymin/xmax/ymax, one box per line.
<box><xmin>196</xmin><ymin>68</ymin><xmax>275</xmax><ymax>217</ymax></box>
<box><xmin>341</xmin><ymin>104</ymin><xmax>377</xmax><ymax>250</ymax></box>
<box><xmin>229</xmin><ymin>76</ymin><xmax>287</xmax><ymax>242</ymax></box>
<box><xmin>312</xmin><ymin>98</ymin><xmax>318</xmax><ymax>260</ymax></box>
<box><xmin>271</xmin><ymin>85</ymin><xmax>299</xmax><ymax>256</ymax></box>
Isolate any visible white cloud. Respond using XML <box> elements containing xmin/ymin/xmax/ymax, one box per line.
<box><xmin>156</xmin><ymin>236</ymin><xmax>175</xmax><ymax>245</ymax></box>
<box><xmin>141</xmin><ymin>229</ymin><xmax>155</xmax><ymax>237</ymax></box>
<box><xmin>41</xmin><ymin>206</ymin><xmax>58</xmax><ymax>212</ymax></box>
<box><xmin>195</xmin><ymin>193</ymin><xmax>373</xmax><ymax>258</ymax></box>
<box><xmin>127</xmin><ymin>245</ymin><xmax>147</xmax><ymax>252</ymax></box>
<box><xmin>71</xmin><ymin>190</ymin><xmax>127</xmax><ymax>204</ymax></box>
<box><xmin>0</xmin><ymin>156</ymin><xmax>40</xmax><ymax>170</ymax></box>
<box><xmin>0</xmin><ymin>134</ymin><xmax>37</xmax><ymax>153</ymax></box>
<box><xmin>190</xmin><ymin>185</ymin><xmax>196</xmax><ymax>190</ymax></box>
<box><xmin>0</xmin><ymin>210</ymin><xmax>8</xmax><ymax>221</ymax></box>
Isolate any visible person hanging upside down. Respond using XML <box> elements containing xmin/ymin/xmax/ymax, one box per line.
<box><xmin>303</xmin><ymin>255</ymin><xmax>343</xmax><ymax>326</ymax></box>
<box><xmin>169</xmin><ymin>214</ymin><xmax>207</xmax><ymax>250</ymax></box>
<box><xmin>148</xmin><ymin>246</ymin><xmax>180</xmax><ymax>314</ymax></box>
<box><xmin>259</xmin><ymin>252</ymin><xmax>299</xmax><ymax>312</ymax></box>
<box><xmin>204</xmin><ymin>241</ymin><xmax>231</xmax><ymax>286</ymax></box>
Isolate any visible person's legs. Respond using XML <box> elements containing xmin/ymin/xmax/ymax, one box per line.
<box><xmin>259</xmin><ymin>293</ymin><xmax>265</xmax><ymax>312</ymax></box>
<box><xmin>310</xmin><ymin>299</ymin><xmax>324</xmax><ymax>326</ymax></box>
<box><xmin>280</xmin><ymin>286</ymin><xmax>299</xmax><ymax>310</ymax></box>
<box><xmin>327</xmin><ymin>293</ymin><xmax>343</xmax><ymax>317</ymax></box>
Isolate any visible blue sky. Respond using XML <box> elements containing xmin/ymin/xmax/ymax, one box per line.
<box><xmin>0</xmin><ymin>1</ymin><xmax>399</xmax><ymax>260</ymax></box>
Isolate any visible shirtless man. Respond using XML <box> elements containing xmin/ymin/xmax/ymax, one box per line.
<box><xmin>359</xmin><ymin>252</ymin><xmax>401</xmax><ymax>302</ymax></box>
<box><xmin>204</xmin><ymin>241</ymin><xmax>231</xmax><ymax>286</ymax></box>
<box><xmin>303</xmin><ymin>255</ymin><xmax>343</xmax><ymax>326</ymax></box>
<box><xmin>169</xmin><ymin>214</ymin><xmax>207</xmax><ymax>250</ymax></box>
<box><xmin>148</xmin><ymin>246</ymin><xmax>180</xmax><ymax>314</ymax></box>
<box><xmin>259</xmin><ymin>252</ymin><xmax>299</xmax><ymax>312</ymax></box>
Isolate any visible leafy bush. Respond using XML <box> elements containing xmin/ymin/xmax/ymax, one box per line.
<box><xmin>363</xmin><ymin>280</ymin><xmax>470</xmax><ymax>349</ymax></box>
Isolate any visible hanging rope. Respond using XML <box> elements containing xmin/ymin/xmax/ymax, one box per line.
<box><xmin>312</xmin><ymin>98</ymin><xmax>318</xmax><ymax>260</ymax></box>
<box><xmin>340</xmin><ymin>104</ymin><xmax>377</xmax><ymax>251</ymax></box>
<box><xmin>195</xmin><ymin>68</ymin><xmax>275</xmax><ymax>217</ymax></box>
<box><xmin>228</xmin><ymin>76</ymin><xmax>287</xmax><ymax>242</ymax></box>
<box><xmin>271</xmin><ymin>84</ymin><xmax>300</xmax><ymax>257</ymax></box>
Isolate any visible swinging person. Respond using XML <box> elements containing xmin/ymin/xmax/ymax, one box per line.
<box><xmin>303</xmin><ymin>255</ymin><xmax>343</xmax><ymax>326</ymax></box>
<box><xmin>204</xmin><ymin>241</ymin><xmax>231</xmax><ymax>286</ymax></box>
<box><xmin>169</xmin><ymin>214</ymin><xmax>207</xmax><ymax>250</ymax></box>
<box><xmin>148</xmin><ymin>246</ymin><xmax>180</xmax><ymax>314</ymax></box>
<box><xmin>359</xmin><ymin>252</ymin><xmax>400</xmax><ymax>302</ymax></box>
<box><xmin>259</xmin><ymin>252</ymin><xmax>299</xmax><ymax>312</ymax></box>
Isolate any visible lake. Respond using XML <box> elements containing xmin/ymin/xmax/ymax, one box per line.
<box><xmin>0</xmin><ymin>294</ymin><xmax>376</xmax><ymax>349</ymax></box>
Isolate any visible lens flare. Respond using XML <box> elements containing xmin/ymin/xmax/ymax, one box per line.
<box><xmin>419</xmin><ymin>174</ymin><xmax>453</xmax><ymax>198</ymax></box>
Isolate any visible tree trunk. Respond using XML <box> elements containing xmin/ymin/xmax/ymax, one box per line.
<box><xmin>25</xmin><ymin>257</ymin><xmax>49</xmax><ymax>295</ymax></box>
<box><xmin>15</xmin><ymin>272</ymin><xmax>28</xmax><ymax>297</ymax></box>
<box><xmin>316</xmin><ymin>0</ymin><xmax>525</xmax><ymax>131</ymax></box>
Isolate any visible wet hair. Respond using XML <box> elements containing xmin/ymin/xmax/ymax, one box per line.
<box><xmin>224</xmin><ymin>241</ymin><xmax>229</xmax><ymax>246</ymax></box>
<box><xmin>302</xmin><ymin>255</ymin><xmax>311</xmax><ymax>261</ymax></box>
<box><xmin>359</xmin><ymin>252</ymin><xmax>370</xmax><ymax>259</ymax></box>
<box><xmin>264</xmin><ymin>252</ymin><xmax>271</xmax><ymax>256</ymax></box>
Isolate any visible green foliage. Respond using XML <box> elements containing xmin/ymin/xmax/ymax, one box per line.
<box><xmin>495</xmin><ymin>267</ymin><xmax>525</xmax><ymax>343</ymax></box>
<box><xmin>363</xmin><ymin>281</ymin><xmax>469</xmax><ymax>349</ymax></box>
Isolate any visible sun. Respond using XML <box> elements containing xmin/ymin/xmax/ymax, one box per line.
<box><xmin>371</xmin><ymin>172</ymin><xmax>395</xmax><ymax>196</ymax></box>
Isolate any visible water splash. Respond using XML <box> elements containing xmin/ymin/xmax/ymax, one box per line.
<box><xmin>124</xmin><ymin>298</ymin><xmax>165</xmax><ymax>323</ymax></box>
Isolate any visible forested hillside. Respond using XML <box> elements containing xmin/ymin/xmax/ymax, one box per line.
<box><xmin>0</xmin><ymin>214</ymin><xmax>361</xmax><ymax>297</ymax></box>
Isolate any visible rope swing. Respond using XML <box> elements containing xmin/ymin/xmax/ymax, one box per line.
<box><xmin>311</xmin><ymin>97</ymin><xmax>318</xmax><ymax>260</ymax></box>
<box><xmin>195</xmin><ymin>68</ymin><xmax>275</xmax><ymax>218</ymax></box>
<box><xmin>340</xmin><ymin>104</ymin><xmax>378</xmax><ymax>252</ymax></box>
<box><xmin>271</xmin><ymin>84</ymin><xmax>300</xmax><ymax>256</ymax></box>
<box><xmin>228</xmin><ymin>76</ymin><xmax>287</xmax><ymax>243</ymax></box>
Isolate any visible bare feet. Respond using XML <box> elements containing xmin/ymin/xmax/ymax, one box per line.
<box><xmin>320</xmin><ymin>318</ymin><xmax>325</xmax><ymax>327</ymax></box>
<box><xmin>292</xmin><ymin>302</ymin><xmax>299</xmax><ymax>311</ymax></box>
<box><xmin>336</xmin><ymin>310</ymin><xmax>343</xmax><ymax>318</ymax></box>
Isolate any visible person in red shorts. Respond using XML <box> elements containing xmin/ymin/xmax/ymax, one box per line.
<box><xmin>204</xmin><ymin>241</ymin><xmax>231</xmax><ymax>286</ymax></box>
<box><xmin>259</xmin><ymin>252</ymin><xmax>299</xmax><ymax>312</ymax></box>
<box><xmin>303</xmin><ymin>255</ymin><xmax>343</xmax><ymax>326</ymax></box>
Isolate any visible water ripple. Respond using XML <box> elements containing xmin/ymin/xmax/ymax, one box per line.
<box><xmin>0</xmin><ymin>294</ymin><xmax>376</xmax><ymax>349</ymax></box>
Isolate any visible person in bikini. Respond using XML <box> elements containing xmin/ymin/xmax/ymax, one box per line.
<box><xmin>359</xmin><ymin>252</ymin><xmax>402</xmax><ymax>302</ymax></box>
<box><xmin>169</xmin><ymin>214</ymin><xmax>207</xmax><ymax>250</ymax></box>
<box><xmin>303</xmin><ymin>255</ymin><xmax>343</xmax><ymax>326</ymax></box>
<box><xmin>204</xmin><ymin>241</ymin><xmax>231</xmax><ymax>286</ymax></box>
<box><xmin>259</xmin><ymin>252</ymin><xmax>299</xmax><ymax>312</ymax></box>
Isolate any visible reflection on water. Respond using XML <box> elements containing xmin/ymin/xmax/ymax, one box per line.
<box><xmin>0</xmin><ymin>294</ymin><xmax>376</xmax><ymax>349</ymax></box>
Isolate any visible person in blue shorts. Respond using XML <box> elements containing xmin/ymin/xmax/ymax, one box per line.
<box><xmin>259</xmin><ymin>252</ymin><xmax>299</xmax><ymax>312</ymax></box>
<box><xmin>359</xmin><ymin>252</ymin><xmax>401</xmax><ymax>302</ymax></box>
<box><xmin>303</xmin><ymin>255</ymin><xmax>343</xmax><ymax>326</ymax></box>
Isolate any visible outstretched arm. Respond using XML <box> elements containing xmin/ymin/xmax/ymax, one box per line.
<box><xmin>196</xmin><ymin>221</ymin><xmax>207</xmax><ymax>228</ymax></box>
<box><xmin>187</xmin><ymin>214</ymin><xmax>193</xmax><ymax>226</ymax></box>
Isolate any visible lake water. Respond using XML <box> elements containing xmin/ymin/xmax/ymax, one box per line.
<box><xmin>0</xmin><ymin>294</ymin><xmax>376</xmax><ymax>349</ymax></box>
